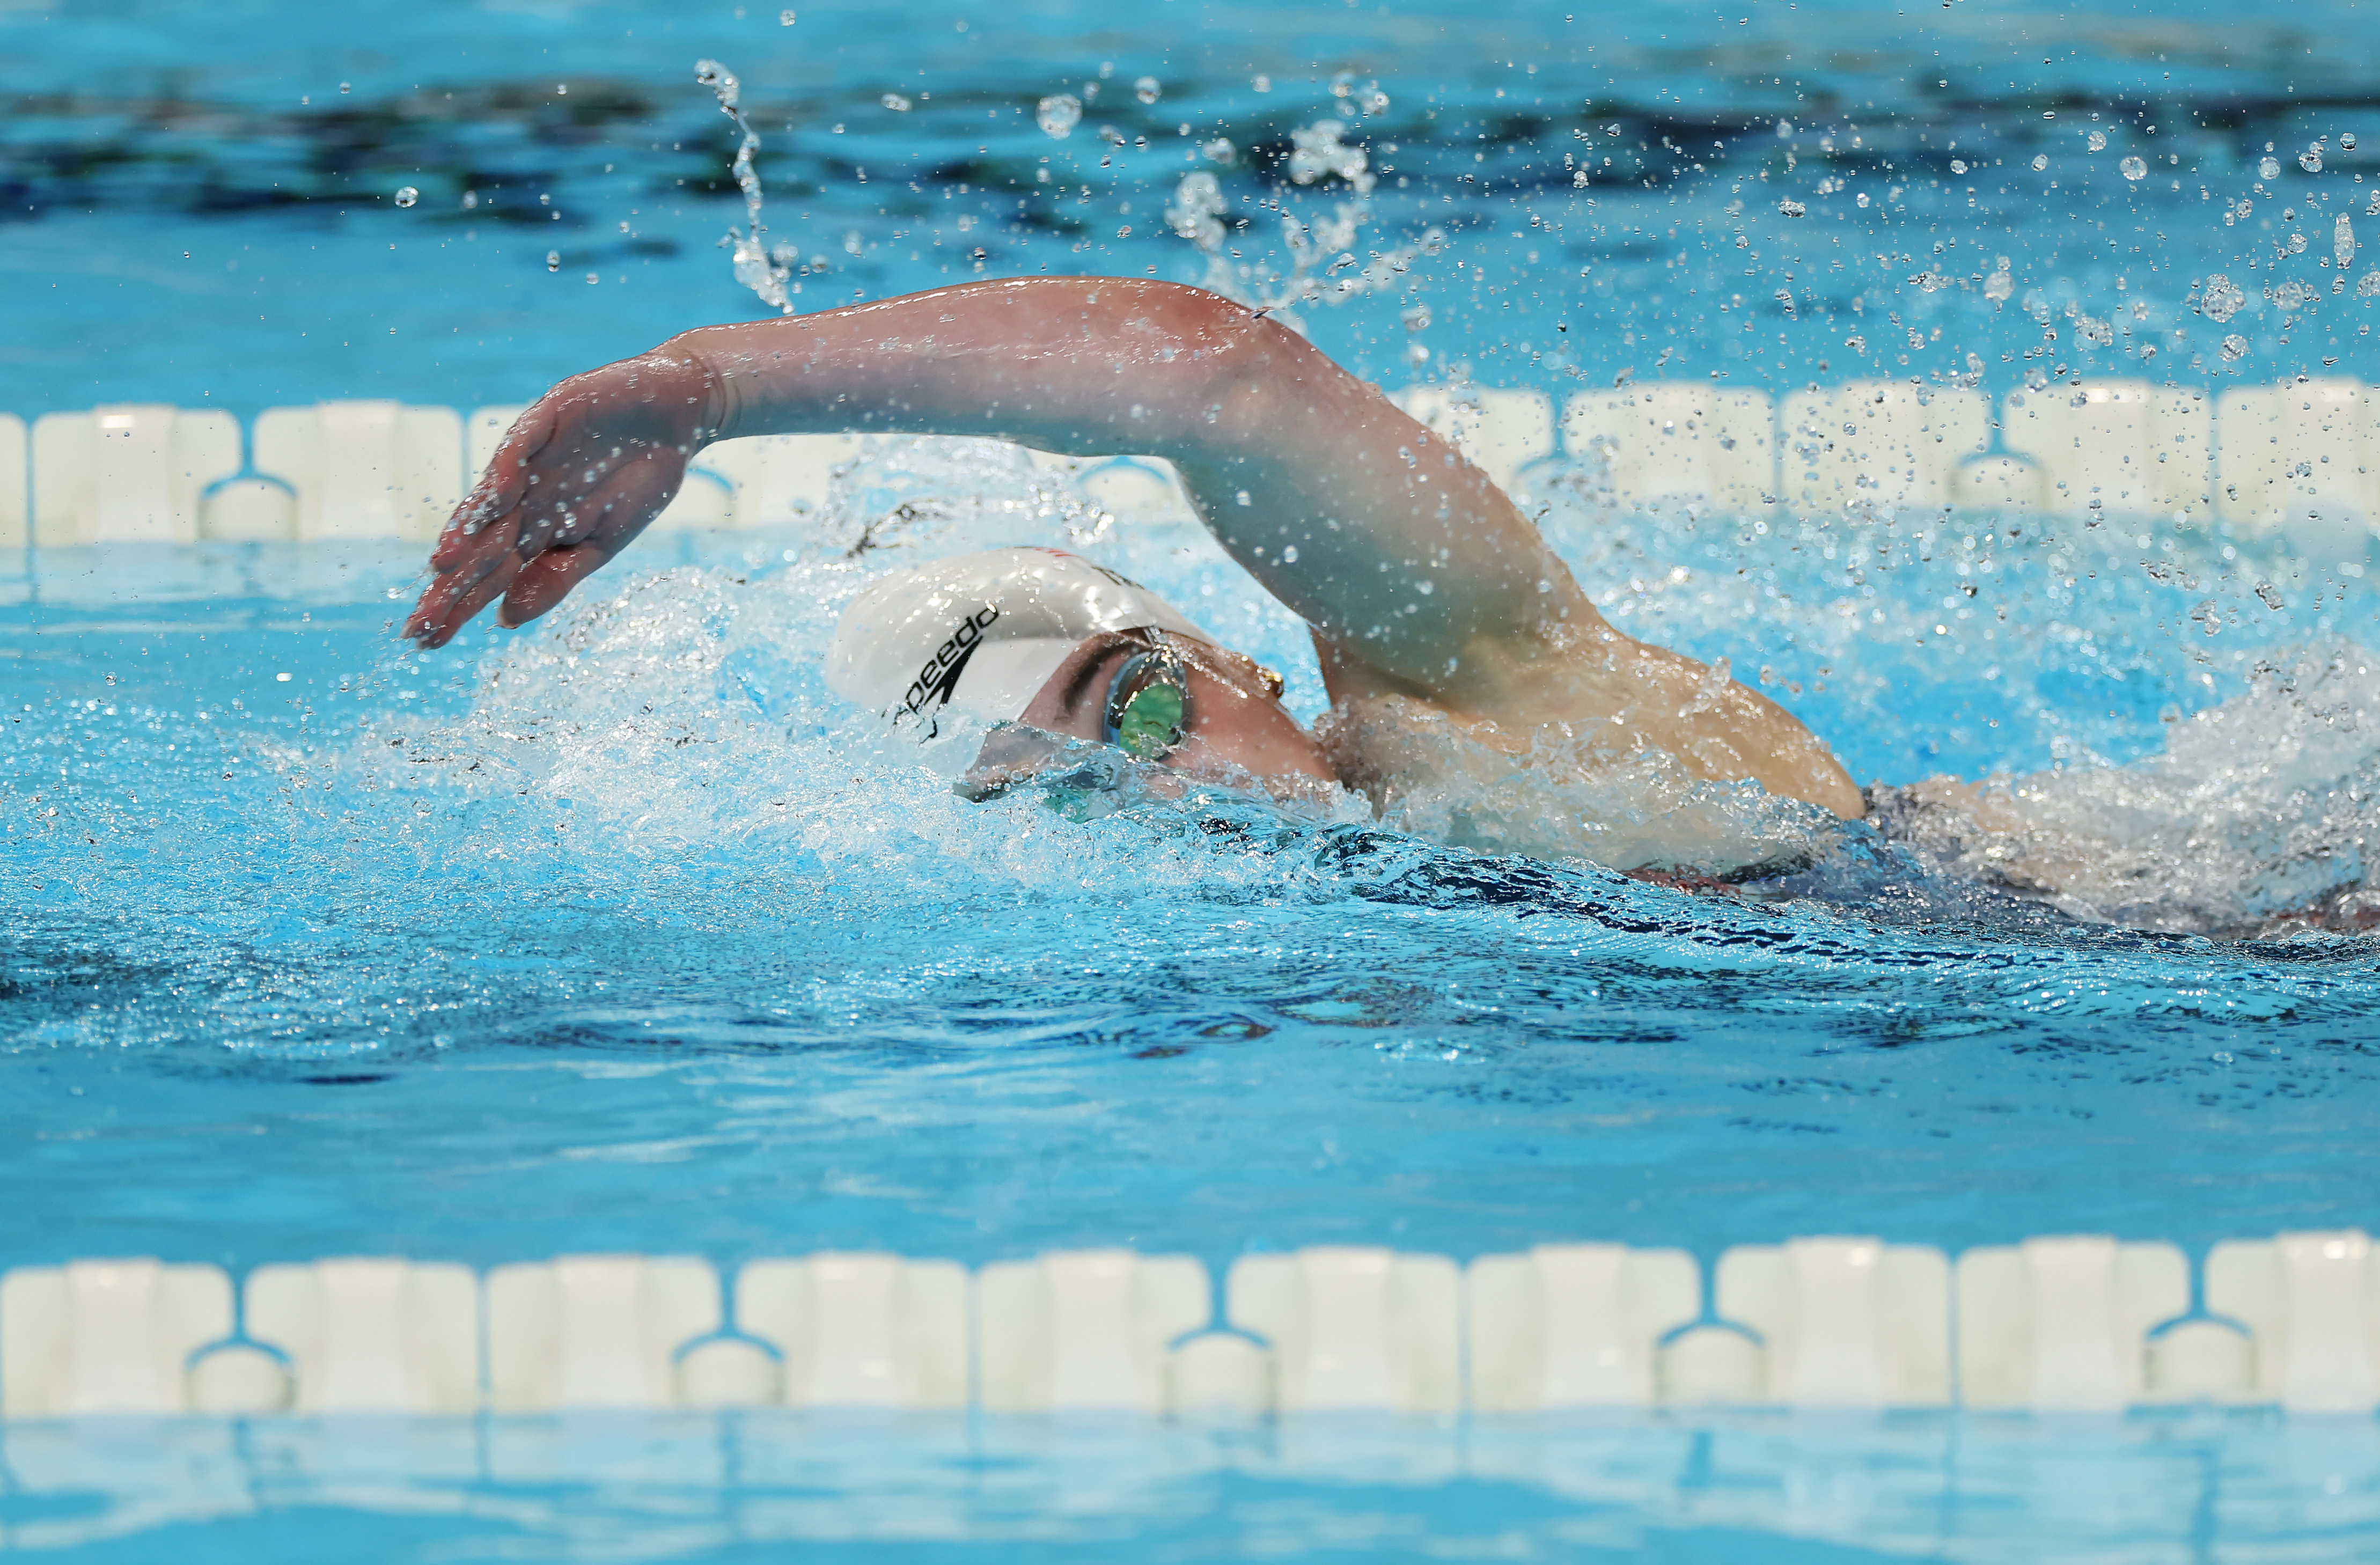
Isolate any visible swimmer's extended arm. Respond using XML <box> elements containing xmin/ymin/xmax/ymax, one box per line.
<box><xmin>407</xmin><ymin>277</ymin><xmax>1860</xmax><ymax>816</ymax></box>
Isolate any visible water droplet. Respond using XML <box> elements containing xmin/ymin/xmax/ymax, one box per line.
<box><xmin>1950</xmin><ymin>158</ymin><xmax>1967</xmax><ymax>174</ymax></box>
<box><xmin>393</xmin><ymin>186</ymin><xmax>418</xmax><ymax>208</ymax></box>
<box><xmin>2213</xmin><ymin>1050</ymin><xmax>2234</xmax><ymax>1064</ymax></box>
<box><xmin>2360</xmin><ymin>270</ymin><xmax>2380</xmax><ymax>298</ymax></box>
<box><xmin>2087</xmin><ymin>130</ymin><xmax>2107</xmax><ymax>152</ymax></box>
<box><xmin>585</xmin><ymin>271</ymin><xmax>600</xmax><ymax>285</ymax></box>
<box><xmin>1360</xmin><ymin>87</ymin><xmax>1390</xmax><ymax>115</ymax></box>
<box><xmin>1134</xmin><ymin>76</ymin><xmax>1160</xmax><ymax>105</ymax></box>
<box><xmin>2201</xmin><ymin>273</ymin><xmax>2246</xmax><ymax>321</ymax></box>
<box><xmin>2260</xmin><ymin>156</ymin><xmax>2282</xmax><ymax>179</ymax></box>
<box><xmin>1402</xmin><ymin>304</ymin><xmax>1431</xmax><ymax>332</ymax></box>
<box><xmin>2220</xmin><ymin>334</ymin><xmax>2251</xmax><ymax>362</ymax></box>
<box><xmin>1200</xmin><ymin>137</ymin><xmax>1236</xmax><ymax>165</ymax></box>
<box><xmin>462</xmin><ymin>190</ymin><xmax>478</xmax><ymax>210</ymax></box>
<box><xmin>2120</xmin><ymin>156</ymin><xmax>2147</xmax><ymax>181</ymax></box>
<box><xmin>1280</xmin><ymin>545</ymin><xmax>1298</xmax><ymax>563</ymax></box>
<box><xmin>2344</xmin><ymin>132</ymin><xmax>2360</xmax><ymax>151</ymax></box>
<box><xmin>1037</xmin><ymin>93</ymin><xmax>1082</xmax><ymax>138</ymax></box>
<box><xmin>778</xmin><ymin>7</ymin><xmax>795</xmax><ymax>20</ymax></box>
<box><xmin>1777</xmin><ymin>199</ymin><xmax>1805</xmax><ymax>217</ymax></box>
<box><xmin>2031</xmin><ymin>153</ymin><xmax>2048</xmax><ymax>172</ymax></box>
<box><xmin>2302</xmin><ymin>146</ymin><xmax>2325</xmax><ymax>174</ymax></box>
<box><xmin>546</xmin><ymin>250</ymin><xmax>561</xmax><ymax>272</ymax></box>
<box><xmin>1984</xmin><ymin>268</ymin><xmax>2013</xmax><ymax>301</ymax></box>
<box><xmin>339</xmin><ymin>81</ymin><xmax>351</xmax><ymax>94</ymax></box>
<box><xmin>880</xmin><ymin>92</ymin><xmax>911</xmax><ymax>112</ymax></box>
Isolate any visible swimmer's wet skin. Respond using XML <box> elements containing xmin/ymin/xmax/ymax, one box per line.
<box><xmin>406</xmin><ymin>276</ymin><xmax>1864</xmax><ymax>866</ymax></box>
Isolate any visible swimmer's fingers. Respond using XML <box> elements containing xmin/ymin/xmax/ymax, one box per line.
<box><xmin>496</xmin><ymin>460</ymin><xmax>680</xmax><ymax>623</ymax></box>
<box><xmin>429</xmin><ymin>407</ymin><xmax>555</xmax><ymax>572</ymax></box>
<box><xmin>407</xmin><ymin>503</ymin><xmax>528</xmax><ymax>645</ymax></box>
<box><xmin>408</xmin><ymin>544</ymin><xmax>525</xmax><ymax>649</ymax></box>
<box><xmin>498</xmin><ymin>542</ymin><xmax>614</xmax><ymax>629</ymax></box>
<box><xmin>407</xmin><ymin>408</ymin><xmax>554</xmax><ymax>644</ymax></box>
<box><xmin>410</xmin><ymin>463</ymin><xmax>671</xmax><ymax>643</ymax></box>
<box><xmin>407</xmin><ymin>408</ymin><xmax>605</xmax><ymax>644</ymax></box>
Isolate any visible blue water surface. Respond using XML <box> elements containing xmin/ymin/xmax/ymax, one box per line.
<box><xmin>7</xmin><ymin>0</ymin><xmax>2380</xmax><ymax>1559</ymax></box>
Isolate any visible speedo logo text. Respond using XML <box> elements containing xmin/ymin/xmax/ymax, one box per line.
<box><xmin>900</xmin><ymin>605</ymin><xmax>1000</xmax><ymax>721</ymax></box>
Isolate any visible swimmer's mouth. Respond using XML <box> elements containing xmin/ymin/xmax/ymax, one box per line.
<box><xmin>953</xmin><ymin>723</ymin><xmax>1125</xmax><ymax>804</ymax></box>
<box><xmin>954</xmin><ymin>721</ymin><xmax>1327</xmax><ymax>818</ymax></box>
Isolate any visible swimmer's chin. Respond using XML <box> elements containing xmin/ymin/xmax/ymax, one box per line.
<box><xmin>955</xmin><ymin>722</ymin><xmax>1349</xmax><ymax>815</ymax></box>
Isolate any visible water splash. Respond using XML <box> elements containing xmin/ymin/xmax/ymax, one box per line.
<box><xmin>1875</xmin><ymin>642</ymin><xmax>2380</xmax><ymax>932</ymax></box>
<box><xmin>1166</xmin><ymin>117</ymin><xmax>1440</xmax><ymax>324</ymax></box>
<box><xmin>696</xmin><ymin>58</ymin><xmax>795</xmax><ymax>315</ymax></box>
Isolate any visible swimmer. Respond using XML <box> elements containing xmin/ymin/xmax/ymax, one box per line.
<box><xmin>406</xmin><ymin>276</ymin><xmax>1868</xmax><ymax>875</ymax></box>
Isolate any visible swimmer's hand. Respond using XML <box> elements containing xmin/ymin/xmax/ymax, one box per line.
<box><xmin>405</xmin><ymin>353</ymin><xmax>706</xmax><ymax>648</ymax></box>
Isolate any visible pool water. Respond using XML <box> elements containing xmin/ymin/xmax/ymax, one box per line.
<box><xmin>9</xmin><ymin>0</ymin><xmax>2380</xmax><ymax>1559</ymax></box>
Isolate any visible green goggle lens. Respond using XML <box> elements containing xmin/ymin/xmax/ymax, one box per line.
<box><xmin>1104</xmin><ymin>650</ymin><xmax>1191</xmax><ymax>761</ymax></box>
<box><xmin>1116</xmin><ymin>681</ymin><xmax>1186</xmax><ymax>759</ymax></box>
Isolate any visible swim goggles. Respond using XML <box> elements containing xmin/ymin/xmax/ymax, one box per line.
<box><xmin>951</xmin><ymin>631</ymin><xmax>1192</xmax><ymax>810</ymax></box>
<box><xmin>956</xmin><ymin>630</ymin><xmax>1282</xmax><ymax>812</ymax></box>
<box><xmin>1101</xmin><ymin>636</ymin><xmax>1194</xmax><ymax>762</ymax></box>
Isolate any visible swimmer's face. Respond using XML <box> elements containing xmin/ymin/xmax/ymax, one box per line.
<box><xmin>963</xmin><ymin>629</ymin><xmax>1334</xmax><ymax>798</ymax></box>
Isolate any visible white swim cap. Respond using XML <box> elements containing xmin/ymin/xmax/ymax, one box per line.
<box><xmin>826</xmin><ymin>547</ymin><xmax>1214</xmax><ymax>734</ymax></box>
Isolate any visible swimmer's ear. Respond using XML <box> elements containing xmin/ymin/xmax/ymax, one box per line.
<box><xmin>498</xmin><ymin>542</ymin><xmax>613</xmax><ymax>629</ymax></box>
